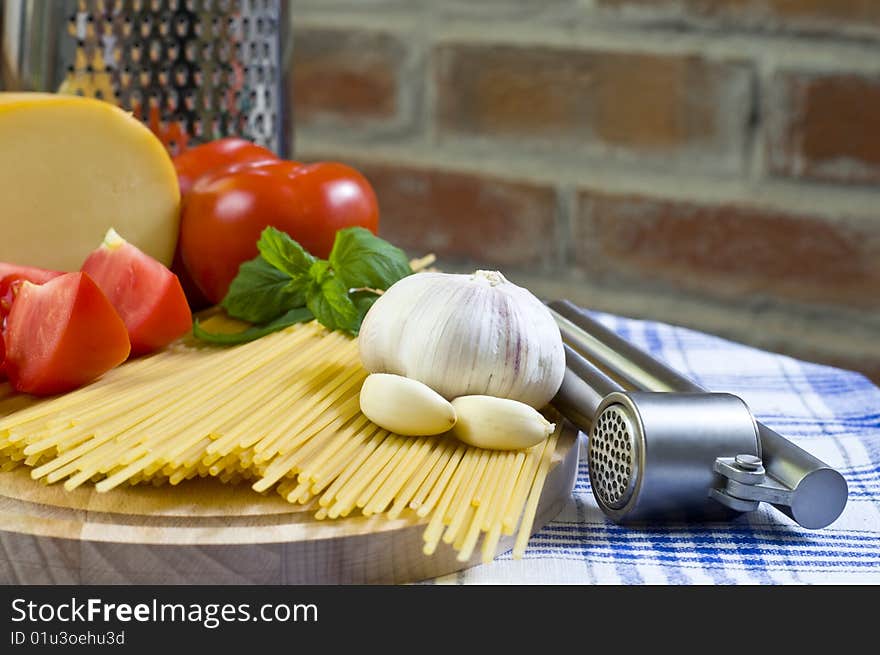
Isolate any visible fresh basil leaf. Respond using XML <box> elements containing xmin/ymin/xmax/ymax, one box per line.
<box><xmin>258</xmin><ymin>226</ymin><xmax>316</xmax><ymax>279</ymax></box>
<box><xmin>329</xmin><ymin>227</ymin><xmax>411</xmax><ymax>291</ymax></box>
<box><xmin>309</xmin><ymin>259</ymin><xmax>332</xmax><ymax>284</ymax></box>
<box><xmin>221</xmin><ymin>256</ymin><xmax>306</xmax><ymax>323</ymax></box>
<box><xmin>207</xmin><ymin>225</ymin><xmax>409</xmax><ymax>343</ymax></box>
<box><xmin>192</xmin><ymin>307</ymin><xmax>314</xmax><ymax>345</ymax></box>
<box><xmin>306</xmin><ymin>273</ymin><xmax>359</xmax><ymax>333</ymax></box>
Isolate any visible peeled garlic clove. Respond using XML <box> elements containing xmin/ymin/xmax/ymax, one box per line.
<box><xmin>450</xmin><ymin>395</ymin><xmax>555</xmax><ymax>450</ymax></box>
<box><xmin>358</xmin><ymin>270</ymin><xmax>565</xmax><ymax>409</ymax></box>
<box><xmin>359</xmin><ymin>373</ymin><xmax>457</xmax><ymax>436</ymax></box>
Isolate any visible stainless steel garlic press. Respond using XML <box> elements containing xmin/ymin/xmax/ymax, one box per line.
<box><xmin>550</xmin><ymin>300</ymin><xmax>848</xmax><ymax>530</ymax></box>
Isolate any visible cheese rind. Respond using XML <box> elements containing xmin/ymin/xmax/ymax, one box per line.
<box><xmin>0</xmin><ymin>93</ymin><xmax>180</xmax><ymax>270</ymax></box>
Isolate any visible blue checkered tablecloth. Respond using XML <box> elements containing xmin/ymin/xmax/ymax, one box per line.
<box><xmin>437</xmin><ymin>312</ymin><xmax>880</xmax><ymax>584</ymax></box>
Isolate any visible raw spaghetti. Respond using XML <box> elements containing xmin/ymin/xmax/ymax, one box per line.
<box><xmin>0</xmin><ymin>314</ymin><xmax>565</xmax><ymax>563</ymax></box>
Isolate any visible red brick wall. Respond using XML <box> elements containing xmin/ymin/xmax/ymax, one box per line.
<box><xmin>599</xmin><ymin>1</ymin><xmax>880</xmax><ymax>32</ymax></box>
<box><xmin>290</xmin><ymin>1</ymin><xmax>880</xmax><ymax>381</ymax></box>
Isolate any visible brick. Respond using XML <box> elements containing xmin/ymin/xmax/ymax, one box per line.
<box><xmin>433</xmin><ymin>1</ymin><xmax>580</xmax><ymax>20</ymax></box>
<box><xmin>767</xmin><ymin>72</ymin><xmax>880</xmax><ymax>185</ymax></box>
<box><xmin>351</xmin><ymin>161</ymin><xmax>558</xmax><ymax>267</ymax></box>
<box><xmin>433</xmin><ymin>44</ymin><xmax>753</xmax><ymax>170</ymax></box>
<box><xmin>292</xmin><ymin>28</ymin><xmax>405</xmax><ymax>126</ymax></box>
<box><xmin>574</xmin><ymin>191</ymin><xmax>880</xmax><ymax>309</ymax></box>
<box><xmin>598</xmin><ymin>1</ymin><xmax>880</xmax><ymax>31</ymax></box>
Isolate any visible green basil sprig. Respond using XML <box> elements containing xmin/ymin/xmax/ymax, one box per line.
<box><xmin>194</xmin><ymin>226</ymin><xmax>411</xmax><ymax>344</ymax></box>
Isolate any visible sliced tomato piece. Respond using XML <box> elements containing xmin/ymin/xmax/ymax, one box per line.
<box><xmin>4</xmin><ymin>273</ymin><xmax>131</xmax><ymax>395</ymax></box>
<box><xmin>0</xmin><ymin>264</ymin><xmax>64</xmax><ymax>320</ymax></box>
<box><xmin>0</xmin><ymin>263</ymin><xmax>64</xmax><ymax>283</ymax></box>
<box><xmin>0</xmin><ymin>265</ymin><xmax>63</xmax><ymax>381</ymax></box>
<box><xmin>0</xmin><ymin>329</ymin><xmax>6</xmax><ymax>382</ymax></box>
<box><xmin>82</xmin><ymin>229</ymin><xmax>192</xmax><ymax>356</ymax></box>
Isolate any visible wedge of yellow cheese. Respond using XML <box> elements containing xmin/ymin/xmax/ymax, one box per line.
<box><xmin>0</xmin><ymin>93</ymin><xmax>179</xmax><ymax>270</ymax></box>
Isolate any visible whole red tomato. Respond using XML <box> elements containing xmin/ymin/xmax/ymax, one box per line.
<box><xmin>179</xmin><ymin>161</ymin><xmax>380</xmax><ymax>303</ymax></box>
<box><xmin>171</xmin><ymin>139</ymin><xmax>279</xmax><ymax>309</ymax></box>
<box><xmin>173</xmin><ymin>137</ymin><xmax>278</xmax><ymax>197</ymax></box>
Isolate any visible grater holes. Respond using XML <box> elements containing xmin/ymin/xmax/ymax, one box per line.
<box><xmin>59</xmin><ymin>0</ymin><xmax>282</xmax><ymax>152</ymax></box>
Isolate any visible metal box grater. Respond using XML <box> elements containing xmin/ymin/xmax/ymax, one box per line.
<box><xmin>1</xmin><ymin>0</ymin><xmax>292</xmax><ymax>157</ymax></box>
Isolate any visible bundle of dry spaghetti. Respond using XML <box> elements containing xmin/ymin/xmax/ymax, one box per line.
<box><xmin>0</xmin><ymin>315</ymin><xmax>562</xmax><ymax>563</ymax></box>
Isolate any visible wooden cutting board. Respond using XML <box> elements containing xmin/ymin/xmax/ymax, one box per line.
<box><xmin>0</xmin><ymin>424</ymin><xmax>579</xmax><ymax>584</ymax></box>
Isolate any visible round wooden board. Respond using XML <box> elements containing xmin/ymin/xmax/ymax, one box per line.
<box><xmin>0</xmin><ymin>425</ymin><xmax>579</xmax><ymax>584</ymax></box>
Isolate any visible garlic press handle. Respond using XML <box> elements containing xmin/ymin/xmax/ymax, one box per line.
<box><xmin>551</xmin><ymin>344</ymin><xmax>623</xmax><ymax>429</ymax></box>
<box><xmin>753</xmin><ymin>424</ymin><xmax>848</xmax><ymax>529</ymax></box>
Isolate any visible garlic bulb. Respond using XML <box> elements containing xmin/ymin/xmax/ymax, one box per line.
<box><xmin>358</xmin><ymin>270</ymin><xmax>565</xmax><ymax>409</ymax></box>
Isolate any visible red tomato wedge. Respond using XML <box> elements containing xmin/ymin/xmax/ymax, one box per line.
<box><xmin>0</xmin><ymin>265</ymin><xmax>63</xmax><ymax>382</ymax></box>
<box><xmin>4</xmin><ymin>273</ymin><xmax>131</xmax><ymax>395</ymax></box>
<box><xmin>82</xmin><ymin>229</ymin><xmax>193</xmax><ymax>356</ymax></box>
<box><xmin>0</xmin><ymin>263</ymin><xmax>64</xmax><ymax>282</ymax></box>
<box><xmin>0</xmin><ymin>264</ymin><xmax>64</xmax><ymax>320</ymax></box>
<box><xmin>0</xmin><ymin>329</ymin><xmax>6</xmax><ymax>382</ymax></box>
